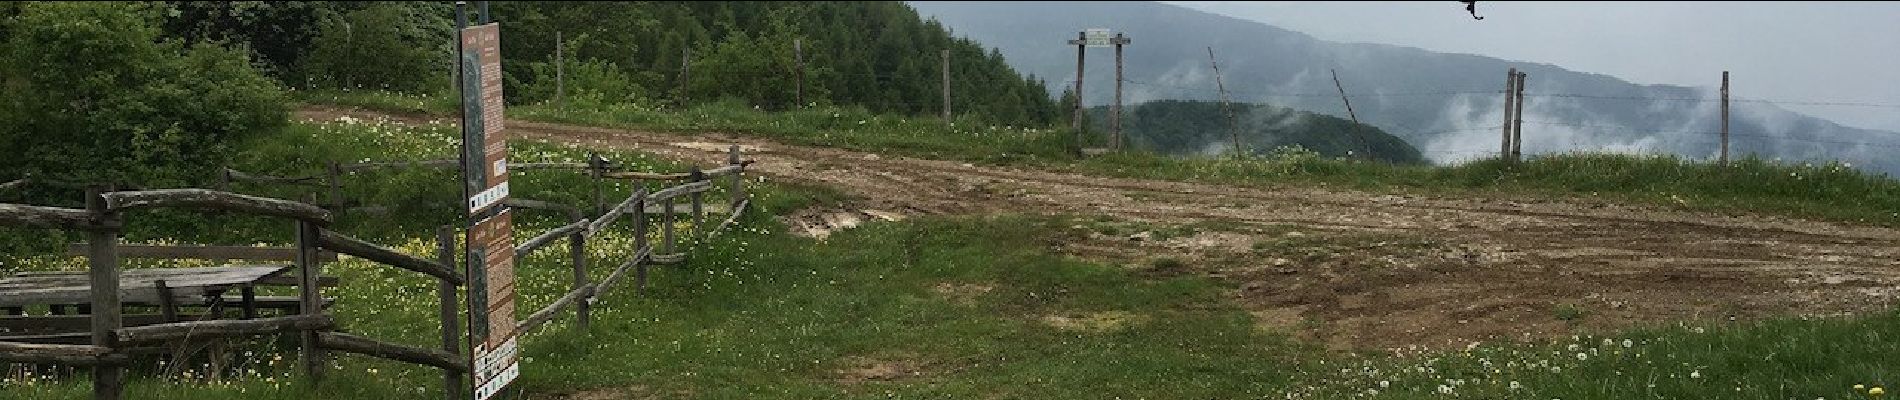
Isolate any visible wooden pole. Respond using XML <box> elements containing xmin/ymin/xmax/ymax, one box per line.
<box><xmin>632</xmin><ymin>191</ymin><xmax>648</xmax><ymax>294</ymax></box>
<box><xmin>328</xmin><ymin>161</ymin><xmax>344</xmax><ymax>210</ymax></box>
<box><xmin>568</xmin><ymin>214</ymin><xmax>589</xmax><ymax>330</ymax></box>
<box><xmin>941</xmin><ymin>49</ymin><xmax>951</xmax><ymax>121</ymax></box>
<box><xmin>1331</xmin><ymin>68</ymin><xmax>1370</xmax><ymax>159</ymax></box>
<box><xmin>85</xmin><ymin>187</ymin><xmax>122</xmax><ymax>400</ymax></box>
<box><xmin>435</xmin><ymin>226</ymin><xmax>462</xmax><ymax>400</ymax></box>
<box><xmin>295</xmin><ymin>216</ymin><xmax>326</xmax><ymax>380</ymax></box>
<box><xmin>589</xmin><ymin>152</ymin><xmax>604</xmax><ymax>217</ymax></box>
<box><xmin>794</xmin><ymin>38</ymin><xmax>804</xmax><ymax>109</ymax></box>
<box><xmin>1208</xmin><ymin>47</ymin><xmax>1241</xmax><ymax>158</ymax></box>
<box><xmin>1068</xmin><ymin>32</ymin><xmax>1087</xmax><ymax>142</ymax></box>
<box><xmin>690</xmin><ymin>167</ymin><xmax>704</xmax><ymax>240</ymax></box>
<box><xmin>1512</xmin><ymin>72</ymin><xmax>1528</xmax><ymax>163</ymax></box>
<box><xmin>1112</xmin><ymin>33</ymin><xmax>1129</xmax><ymax>151</ymax></box>
<box><xmin>555</xmin><ymin>31</ymin><xmax>565</xmax><ymax>108</ymax></box>
<box><xmin>1501</xmin><ymin>68</ymin><xmax>1516</xmax><ymax>159</ymax></box>
<box><xmin>728</xmin><ymin>146</ymin><xmax>743</xmax><ymax>208</ymax></box>
<box><xmin>678</xmin><ymin>47</ymin><xmax>691</xmax><ymax>106</ymax></box>
<box><xmin>1721</xmin><ymin>70</ymin><xmax>1730</xmax><ymax>165</ymax></box>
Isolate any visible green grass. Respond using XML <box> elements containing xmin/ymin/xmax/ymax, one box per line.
<box><xmin>301</xmin><ymin>90</ymin><xmax>1900</xmax><ymax>228</ymax></box>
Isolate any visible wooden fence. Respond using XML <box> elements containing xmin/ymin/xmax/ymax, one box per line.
<box><xmin>0</xmin><ymin>145</ymin><xmax>754</xmax><ymax>400</ymax></box>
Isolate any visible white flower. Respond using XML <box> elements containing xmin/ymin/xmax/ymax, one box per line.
<box><xmin>1510</xmin><ymin>381</ymin><xmax>1522</xmax><ymax>390</ymax></box>
<box><xmin>1576</xmin><ymin>352</ymin><xmax>1588</xmax><ymax>361</ymax></box>
<box><xmin>1378</xmin><ymin>380</ymin><xmax>1390</xmax><ymax>388</ymax></box>
<box><xmin>1689</xmin><ymin>371</ymin><xmax>1701</xmax><ymax>379</ymax></box>
<box><xmin>1621</xmin><ymin>339</ymin><xmax>1634</xmax><ymax>348</ymax></box>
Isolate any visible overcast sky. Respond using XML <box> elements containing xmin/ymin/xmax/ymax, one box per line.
<box><xmin>1164</xmin><ymin>1</ymin><xmax>1900</xmax><ymax>132</ymax></box>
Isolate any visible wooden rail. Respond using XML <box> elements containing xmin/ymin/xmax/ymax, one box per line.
<box><xmin>316</xmin><ymin>229</ymin><xmax>462</xmax><ymax>285</ymax></box>
<box><xmin>113</xmin><ymin>314</ymin><xmax>335</xmax><ymax>343</ymax></box>
<box><xmin>317</xmin><ymin>332</ymin><xmax>466</xmax><ymax>372</ymax></box>
<box><xmin>0</xmin><ymin>203</ymin><xmax>109</xmax><ymax>230</ymax></box>
<box><xmin>0</xmin><ymin>342</ymin><xmax>125</xmax><ymax>366</ymax></box>
<box><xmin>517</xmin><ymin>219</ymin><xmax>588</xmax><ymax>258</ymax></box>
<box><xmin>102</xmin><ymin>189</ymin><xmax>333</xmax><ymax>224</ymax></box>
<box><xmin>63</xmin><ymin>243</ymin><xmax>337</xmax><ymax>262</ymax></box>
<box><xmin>516</xmin><ymin>284</ymin><xmax>595</xmax><ymax>335</ymax></box>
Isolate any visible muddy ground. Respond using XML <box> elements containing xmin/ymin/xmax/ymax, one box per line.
<box><xmin>300</xmin><ymin>106</ymin><xmax>1900</xmax><ymax>352</ymax></box>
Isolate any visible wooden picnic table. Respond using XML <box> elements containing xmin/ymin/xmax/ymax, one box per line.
<box><xmin>0</xmin><ymin>265</ymin><xmax>333</xmax><ymax>344</ymax></box>
<box><xmin>0</xmin><ymin>266</ymin><xmax>292</xmax><ymax>308</ymax></box>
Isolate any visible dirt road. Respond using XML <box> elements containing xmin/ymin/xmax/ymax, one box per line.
<box><xmin>300</xmin><ymin>106</ymin><xmax>1900</xmax><ymax>351</ymax></box>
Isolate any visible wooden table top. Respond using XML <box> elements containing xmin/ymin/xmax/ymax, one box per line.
<box><xmin>0</xmin><ymin>265</ymin><xmax>293</xmax><ymax>307</ymax></box>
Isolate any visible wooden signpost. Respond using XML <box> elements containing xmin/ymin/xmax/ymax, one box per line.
<box><xmin>457</xmin><ymin>3</ymin><xmax>519</xmax><ymax>398</ymax></box>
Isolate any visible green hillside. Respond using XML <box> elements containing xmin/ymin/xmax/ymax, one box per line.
<box><xmin>154</xmin><ymin>1</ymin><xmax>1061</xmax><ymax>125</ymax></box>
<box><xmin>1090</xmin><ymin>100</ymin><xmax>1426</xmax><ymax>164</ymax></box>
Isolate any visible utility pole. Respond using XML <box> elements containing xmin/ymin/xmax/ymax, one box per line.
<box><xmin>1067</xmin><ymin>31</ymin><xmax>1088</xmax><ymax>146</ymax></box>
<box><xmin>555</xmin><ymin>31</ymin><xmax>564</xmax><ymax>107</ymax></box>
<box><xmin>941</xmin><ymin>49</ymin><xmax>951</xmax><ymax>121</ymax></box>
<box><xmin>677</xmin><ymin>47</ymin><xmax>691</xmax><ymax>106</ymax></box>
<box><xmin>1512</xmin><ymin>72</ymin><xmax>1527</xmax><ymax>163</ymax></box>
<box><xmin>1208</xmin><ymin>47</ymin><xmax>1241</xmax><ymax>158</ymax></box>
<box><xmin>794</xmin><ymin>38</ymin><xmax>804</xmax><ymax>108</ymax></box>
<box><xmin>1111</xmin><ymin>33</ymin><xmax>1130</xmax><ymax>151</ymax></box>
<box><xmin>1720</xmin><ymin>71</ymin><xmax>1730</xmax><ymax>165</ymax></box>
<box><xmin>1331</xmin><ymin>68</ymin><xmax>1370</xmax><ymax>159</ymax></box>
<box><xmin>1500</xmin><ymin>68</ymin><xmax>1516</xmax><ymax>159</ymax></box>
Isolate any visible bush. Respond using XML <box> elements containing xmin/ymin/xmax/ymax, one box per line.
<box><xmin>300</xmin><ymin>2</ymin><xmax>446</xmax><ymax>94</ymax></box>
<box><xmin>0</xmin><ymin>2</ymin><xmax>286</xmax><ymax>198</ymax></box>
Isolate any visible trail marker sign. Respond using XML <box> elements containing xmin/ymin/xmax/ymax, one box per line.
<box><xmin>459</xmin><ymin>21</ymin><xmax>519</xmax><ymax>400</ymax></box>
<box><xmin>1085</xmin><ymin>28</ymin><xmax>1111</xmax><ymax>47</ymax></box>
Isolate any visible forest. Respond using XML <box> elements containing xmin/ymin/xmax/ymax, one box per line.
<box><xmin>0</xmin><ymin>1</ymin><xmax>1064</xmax><ymax>201</ymax></box>
<box><xmin>1092</xmin><ymin>100</ymin><xmax>1427</xmax><ymax>164</ymax></box>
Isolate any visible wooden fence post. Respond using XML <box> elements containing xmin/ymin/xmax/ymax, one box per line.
<box><xmin>294</xmin><ymin>214</ymin><xmax>326</xmax><ymax>380</ymax></box>
<box><xmin>1512</xmin><ymin>72</ymin><xmax>1527</xmax><ymax>163</ymax></box>
<box><xmin>568</xmin><ymin>212</ymin><xmax>589</xmax><ymax>330</ymax></box>
<box><xmin>662</xmin><ymin>195</ymin><xmax>676</xmax><ymax>257</ymax></box>
<box><xmin>435</xmin><ymin>226</ymin><xmax>462</xmax><ymax>400</ymax></box>
<box><xmin>1501</xmin><ymin>68</ymin><xmax>1516</xmax><ymax>159</ymax></box>
<box><xmin>690</xmin><ymin>167</ymin><xmax>704</xmax><ymax>240</ymax></box>
<box><xmin>632</xmin><ymin>190</ymin><xmax>649</xmax><ymax>294</ymax></box>
<box><xmin>85</xmin><ymin>186</ymin><xmax>123</xmax><ymax>400</ymax></box>
<box><xmin>327</xmin><ymin>161</ymin><xmax>344</xmax><ymax>210</ymax></box>
<box><xmin>589</xmin><ymin>152</ymin><xmax>605</xmax><ymax>217</ymax></box>
<box><xmin>728</xmin><ymin>146</ymin><xmax>743</xmax><ymax>208</ymax></box>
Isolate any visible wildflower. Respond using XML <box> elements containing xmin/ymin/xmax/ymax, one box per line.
<box><xmin>1873</xmin><ymin>387</ymin><xmax>1886</xmax><ymax>396</ymax></box>
<box><xmin>1621</xmin><ymin>339</ymin><xmax>1634</xmax><ymax>348</ymax></box>
<box><xmin>1689</xmin><ymin>371</ymin><xmax>1701</xmax><ymax>379</ymax></box>
<box><xmin>1576</xmin><ymin>352</ymin><xmax>1588</xmax><ymax>361</ymax></box>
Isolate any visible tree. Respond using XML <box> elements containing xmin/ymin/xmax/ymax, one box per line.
<box><xmin>300</xmin><ymin>2</ymin><xmax>447</xmax><ymax>93</ymax></box>
<box><xmin>0</xmin><ymin>2</ymin><xmax>286</xmax><ymax>192</ymax></box>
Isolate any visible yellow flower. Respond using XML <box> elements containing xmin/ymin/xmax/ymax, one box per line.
<box><xmin>1871</xmin><ymin>387</ymin><xmax>1885</xmax><ymax>396</ymax></box>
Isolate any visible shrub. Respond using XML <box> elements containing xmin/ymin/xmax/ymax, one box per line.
<box><xmin>0</xmin><ymin>2</ymin><xmax>286</xmax><ymax>197</ymax></box>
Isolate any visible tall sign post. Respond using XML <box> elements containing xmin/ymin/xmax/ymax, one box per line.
<box><xmin>457</xmin><ymin>2</ymin><xmax>519</xmax><ymax>399</ymax></box>
<box><xmin>1071</xmin><ymin>28</ymin><xmax>1114</xmax><ymax>155</ymax></box>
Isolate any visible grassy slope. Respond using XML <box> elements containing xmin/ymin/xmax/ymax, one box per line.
<box><xmin>300</xmin><ymin>90</ymin><xmax>1900</xmax><ymax>228</ymax></box>
<box><xmin>5</xmin><ymin>105</ymin><xmax>1896</xmax><ymax>399</ymax></box>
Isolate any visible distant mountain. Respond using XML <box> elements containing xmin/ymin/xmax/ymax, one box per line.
<box><xmin>1089</xmin><ymin>100</ymin><xmax>1425</xmax><ymax>164</ymax></box>
<box><xmin>910</xmin><ymin>1</ymin><xmax>1900</xmax><ymax>174</ymax></box>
